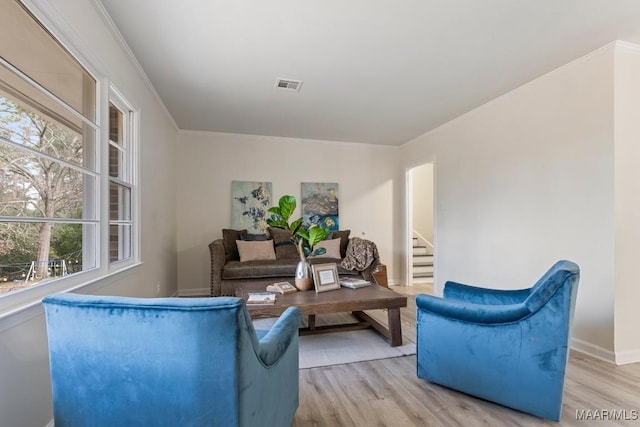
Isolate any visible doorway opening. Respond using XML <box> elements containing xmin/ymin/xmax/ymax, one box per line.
<box><xmin>406</xmin><ymin>163</ymin><xmax>434</xmax><ymax>287</ymax></box>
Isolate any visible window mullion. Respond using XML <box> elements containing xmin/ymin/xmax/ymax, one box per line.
<box><xmin>0</xmin><ymin>216</ymin><xmax>99</xmax><ymax>224</ymax></box>
<box><xmin>108</xmin><ymin>176</ymin><xmax>132</xmax><ymax>188</ymax></box>
<box><xmin>0</xmin><ymin>56</ymin><xmax>98</xmax><ymax>130</ymax></box>
<box><xmin>0</xmin><ymin>135</ymin><xmax>99</xmax><ymax>177</ymax></box>
<box><xmin>97</xmin><ymin>79</ymin><xmax>110</xmax><ymax>273</ymax></box>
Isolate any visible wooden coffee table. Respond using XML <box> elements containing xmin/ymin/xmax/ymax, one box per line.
<box><xmin>237</xmin><ymin>281</ymin><xmax>408</xmax><ymax>347</ymax></box>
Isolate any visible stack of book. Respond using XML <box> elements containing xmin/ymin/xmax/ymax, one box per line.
<box><xmin>266</xmin><ymin>281</ymin><xmax>297</xmax><ymax>294</ymax></box>
<box><xmin>339</xmin><ymin>277</ymin><xmax>372</xmax><ymax>289</ymax></box>
<box><xmin>247</xmin><ymin>292</ymin><xmax>277</xmax><ymax>304</ymax></box>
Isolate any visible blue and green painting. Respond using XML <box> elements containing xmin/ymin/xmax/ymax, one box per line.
<box><xmin>301</xmin><ymin>182</ymin><xmax>339</xmax><ymax>231</ymax></box>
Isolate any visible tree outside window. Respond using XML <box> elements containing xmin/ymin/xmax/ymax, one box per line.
<box><xmin>0</xmin><ymin>96</ymin><xmax>87</xmax><ymax>292</ymax></box>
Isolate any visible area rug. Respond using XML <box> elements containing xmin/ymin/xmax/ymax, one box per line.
<box><xmin>253</xmin><ymin>311</ymin><xmax>416</xmax><ymax>369</ymax></box>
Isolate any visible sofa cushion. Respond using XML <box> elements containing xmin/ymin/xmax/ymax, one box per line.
<box><xmin>222</xmin><ymin>258</ymin><xmax>360</xmax><ymax>280</ymax></box>
<box><xmin>268</xmin><ymin>227</ymin><xmax>299</xmax><ymax>260</ymax></box>
<box><xmin>236</xmin><ymin>239</ymin><xmax>276</xmax><ymax>262</ymax></box>
<box><xmin>311</xmin><ymin>238</ymin><xmax>341</xmax><ymax>259</ymax></box>
<box><xmin>223</xmin><ymin>259</ymin><xmax>299</xmax><ymax>279</ymax></box>
<box><xmin>222</xmin><ymin>229</ymin><xmax>246</xmax><ymax>262</ymax></box>
<box><xmin>332</xmin><ymin>230</ymin><xmax>351</xmax><ymax>258</ymax></box>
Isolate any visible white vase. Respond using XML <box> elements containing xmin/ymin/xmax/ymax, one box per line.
<box><xmin>294</xmin><ymin>259</ymin><xmax>313</xmax><ymax>291</ymax></box>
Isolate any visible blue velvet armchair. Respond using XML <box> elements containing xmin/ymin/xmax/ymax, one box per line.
<box><xmin>416</xmin><ymin>260</ymin><xmax>580</xmax><ymax>421</ymax></box>
<box><xmin>42</xmin><ymin>294</ymin><xmax>302</xmax><ymax>427</ymax></box>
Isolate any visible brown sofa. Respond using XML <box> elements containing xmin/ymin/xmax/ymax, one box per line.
<box><xmin>208</xmin><ymin>228</ymin><xmax>378</xmax><ymax>296</ymax></box>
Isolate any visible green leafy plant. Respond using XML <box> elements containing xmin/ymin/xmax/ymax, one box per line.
<box><xmin>267</xmin><ymin>195</ymin><xmax>329</xmax><ymax>259</ymax></box>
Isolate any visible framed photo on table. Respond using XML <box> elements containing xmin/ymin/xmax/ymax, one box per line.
<box><xmin>311</xmin><ymin>263</ymin><xmax>340</xmax><ymax>293</ymax></box>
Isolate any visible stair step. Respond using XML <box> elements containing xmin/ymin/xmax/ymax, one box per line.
<box><xmin>413</xmin><ymin>261</ymin><xmax>433</xmax><ymax>267</ymax></box>
<box><xmin>412</xmin><ymin>236</ymin><xmax>434</xmax><ymax>279</ymax></box>
<box><xmin>413</xmin><ymin>272</ymin><xmax>433</xmax><ymax>278</ymax></box>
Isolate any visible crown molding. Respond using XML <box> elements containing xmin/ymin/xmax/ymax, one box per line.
<box><xmin>614</xmin><ymin>40</ymin><xmax>640</xmax><ymax>53</ymax></box>
<box><xmin>178</xmin><ymin>128</ymin><xmax>400</xmax><ymax>149</ymax></box>
<box><xmin>89</xmin><ymin>0</ymin><xmax>179</xmax><ymax>131</ymax></box>
<box><xmin>402</xmin><ymin>41</ymin><xmax>620</xmax><ymax>148</ymax></box>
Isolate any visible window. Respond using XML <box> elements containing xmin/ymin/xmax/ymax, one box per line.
<box><xmin>0</xmin><ymin>0</ymin><xmax>138</xmax><ymax>299</ymax></box>
<box><xmin>108</xmin><ymin>97</ymin><xmax>136</xmax><ymax>264</ymax></box>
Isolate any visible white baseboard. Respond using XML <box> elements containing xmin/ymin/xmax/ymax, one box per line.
<box><xmin>178</xmin><ymin>287</ymin><xmax>210</xmax><ymax>297</ymax></box>
<box><xmin>45</xmin><ymin>419</ymin><xmax>54</xmax><ymax>427</ymax></box>
<box><xmin>613</xmin><ymin>349</ymin><xmax>640</xmax><ymax>365</ymax></box>
<box><xmin>571</xmin><ymin>338</ymin><xmax>616</xmax><ymax>364</ymax></box>
<box><xmin>571</xmin><ymin>338</ymin><xmax>640</xmax><ymax>365</ymax></box>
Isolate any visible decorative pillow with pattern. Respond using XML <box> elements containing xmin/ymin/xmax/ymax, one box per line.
<box><xmin>311</xmin><ymin>238</ymin><xmax>341</xmax><ymax>259</ymax></box>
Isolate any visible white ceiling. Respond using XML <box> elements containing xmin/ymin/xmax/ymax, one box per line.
<box><xmin>99</xmin><ymin>0</ymin><xmax>640</xmax><ymax>146</ymax></box>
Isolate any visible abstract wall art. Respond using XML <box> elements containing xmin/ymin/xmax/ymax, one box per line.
<box><xmin>231</xmin><ymin>181</ymin><xmax>272</xmax><ymax>233</ymax></box>
<box><xmin>301</xmin><ymin>182</ymin><xmax>339</xmax><ymax>231</ymax></box>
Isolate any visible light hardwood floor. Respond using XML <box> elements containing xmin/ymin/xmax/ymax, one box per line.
<box><xmin>294</xmin><ymin>284</ymin><xmax>640</xmax><ymax>426</ymax></box>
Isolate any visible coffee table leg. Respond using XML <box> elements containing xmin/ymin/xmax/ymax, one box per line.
<box><xmin>352</xmin><ymin>310</ymin><xmax>403</xmax><ymax>347</ymax></box>
<box><xmin>388</xmin><ymin>308</ymin><xmax>402</xmax><ymax>346</ymax></box>
<box><xmin>308</xmin><ymin>314</ymin><xmax>316</xmax><ymax>331</ymax></box>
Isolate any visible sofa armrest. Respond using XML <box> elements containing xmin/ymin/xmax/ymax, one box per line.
<box><xmin>209</xmin><ymin>239</ymin><xmax>225</xmax><ymax>296</ymax></box>
<box><xmin>360</xmin><ymin>262</ymin><xmax>379</xmax><ymax>284</ymax></box>
<box><xmin>443</xmin><ymin>280</ymin><xmax>531</xmax><ymax>305</ymax></box>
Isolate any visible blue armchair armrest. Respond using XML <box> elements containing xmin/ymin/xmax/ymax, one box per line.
<box><xmin>258</xmin><ymin>307</ymin><xmax>302</xmax><ymax>366</ymax></box>
<box><xmin>416</xmin><ymin>294</ymin><xmax>531</xmax><ymax>324</ymax></box>
<box><xmin>443</xmin><ymin>280</ymin><xmax>531</xmax><ymax>304</ymax></box>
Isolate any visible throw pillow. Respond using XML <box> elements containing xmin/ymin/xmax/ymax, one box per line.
<box><xmin>268</xmin><ymin>227</ymin><xmax>299</xmax><ymax>260</ymax></box>
<box><xmin>239</xmin><ymin>231</ymin><xmax>269</xmax><ymax>241</ymax></box>
<box><xmin>332</xmin><ymin>230</ymin><xmax>351</xmax><ymax>258</ymax></box>
<box><xmin>236</xmin><ymin>239</ymin><xmax>276</xmax><ymax>262</ymax></box>
<box><xmin>311</xmin><ymin>237</ymin><xmax>341</xmax><ymax>259</ymax></box>
<box><xmin>222</xmin><ymin>228</ymin><xmax>246</xmax><ymax>262</ymax></box>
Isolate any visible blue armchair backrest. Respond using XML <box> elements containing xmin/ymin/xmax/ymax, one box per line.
<box><xmin>42</xmin><ymin>294</ymin><xmax>298</xmax><ymax>427</ymax></box>
<box><xmin>523</xmin><ymin>260</ymin><xmax>580</xmax><ymax>314</ymax></box>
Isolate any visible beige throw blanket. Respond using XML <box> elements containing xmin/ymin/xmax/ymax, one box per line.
<box><xmin>341</xmin><ymin>237</ymin><xmax>381</xmax><ymax>273</ymax></box>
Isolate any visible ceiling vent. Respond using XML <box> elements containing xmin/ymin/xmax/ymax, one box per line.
<box><xmin>275</xmin><ymin>78</ymin><xmax>302</xmax><ymax>92</ymax></box>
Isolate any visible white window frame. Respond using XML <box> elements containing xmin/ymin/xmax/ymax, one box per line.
<box><xmin>106</xmin><ymin>87</ymin><xmax>140</xmax><ymax>269</ymax></box>
<box><xmin>0</xmin><ymin>0</ymin><xmax>141</xmax><ymax>318</ymax></box>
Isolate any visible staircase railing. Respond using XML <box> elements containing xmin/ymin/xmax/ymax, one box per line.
<box><xmin>412</xmin><ymin>231</ymin><xmax>433</xmax><ymax>254</ymax></box>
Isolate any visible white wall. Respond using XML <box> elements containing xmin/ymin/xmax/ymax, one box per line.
<box><xmin>613</xmin><ymin>43</ymin><xmax>640</xmax><ymax>363</ymax></box>
<box><xmin>0</xmin><ymin>1</ymin><xmax>178</xmax><ymax>425</ymax></box>
<box><xmin>399</xmin><ymin>44</ymin><xmax>617</xmax><ymax>357</ymax></box>
<box><xmin>176</xmin><ymin>131</ymin><xmax>400</xmax><ymax>295</ymax></box>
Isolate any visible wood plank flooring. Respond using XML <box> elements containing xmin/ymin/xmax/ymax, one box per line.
<box><xmin>293</xmin><ymin>284</ymin><xmax>640</xmax><ymax>426</ymax></box>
